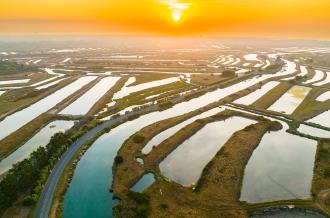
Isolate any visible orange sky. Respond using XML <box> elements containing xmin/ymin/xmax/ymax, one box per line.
<box><xmin>0</xmin><ymin>0</ymin><xmax>330</xmax><ymax>39</ymax></box>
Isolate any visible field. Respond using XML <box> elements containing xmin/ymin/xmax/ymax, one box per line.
<box><xmin>0</xmin><ymin>37</ymin><xmax>330</xmax><ymax>218</ymax></box>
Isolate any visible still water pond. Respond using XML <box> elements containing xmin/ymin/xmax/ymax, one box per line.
<box><xmin>240</xmin><ymin>122</ymin><xmax>316</xmax><ymax>203</ymax></box>
<box><xmin>298</xmin><ymin>125</ymin><xmax>330</xmax><ymax>138</ymax></box>
<box><xmin>307</xmin><ymin>110</ymin><xmax>330</xmax><ymax>128</ymax></box>
<box><xmin>60</xmin><ymin>77</ymin><xmax>120</xmax><ymax>115</ymax></box>
<box><xmin>234</xmin><ymin>81</ymin><xmax>280</xmax><ymax>105</ymax></box>
<box><xmin>316</xmin><ymin>91</ymin><xmax>330</xmax><ymax>101</ymax></box>
<box><xmin>159</xmin><ymin>117</ymin><xmax>256</xmax><ymax>186</ymax></box>
<box><xmin>130</xmin><ymin>173</ymin><xmax>155</xmax><ymax>193</ymax></box>
<box><xmin>0</xmin><ymin>79</ymin><xmax>30</xmax><ymax>85</ymax></box>
<box><xmin>142</xmin><ymin>107</ymin><xmax>224</xmax><ymax>154</ymax></box>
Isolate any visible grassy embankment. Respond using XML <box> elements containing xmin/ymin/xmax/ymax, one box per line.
<box><xmin>112</xmin><ymin>109</ymin><xmax>281</xmax><ymax>217</ymax></box>
<box><xmin>0</xmin><ymin>72</ymin><xmax>33</xmax><ymax>81</ymax></box>
<box><xmin>116</xmin><ymin>81</ymin><xmax>194</xmax><ymax>106</ymax></box>
<box><xmin>312</xmin><ymin>139</ymin><xmax>330</xmax><ymax>196</ymax></box>
<box><xmin>312</xmin><ymin>139</ymin><xmax>330</xmax><ymax>216</ymax></box>
<box><xmin>251</xmin><ymin>81</ymin><xmax>293</xmax><ymax>109</ymax></box>
<box><xmin>242</xmin><ymin>199</ymin><xmax>318</xmax><ymax>215</ymax></box>
<box><xmin>304</xmin><ymin>67</ymin><xmax>317</xmax><ymax>82</ymax></box>
<box><xmin>128</xmin><ymin>74</ymin><xmax>176</xmax><ymax>87</ymax></box>
<box><xmin>190</xmin><ymin>73</ymin><xmax>235</xmax><ymax>86</ymax></box>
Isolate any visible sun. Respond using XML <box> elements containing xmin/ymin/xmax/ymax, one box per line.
<box><xmin>164</xmin><ymin>1</ymin><xmax>190</xmax><ymax>23</ymax></box>
<box><xmin>172</xmin><ymin>10</ymin><xmax>182</xmax><ymax>22</ymax></box>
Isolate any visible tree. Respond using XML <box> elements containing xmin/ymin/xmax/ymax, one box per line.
<box><xmin>0</xmin><ymin>60</ymin><xmax>38</xmax><ymax>75</ymax></box>
<box><xmin>114</xmin><ymin>156</ymin><xmax>124</xmax><ymax>165</ymax></box>
<box><xmin>0</xmin><ymin>130</ymin><xmax>74</xmax><ymax>212</ymax></box>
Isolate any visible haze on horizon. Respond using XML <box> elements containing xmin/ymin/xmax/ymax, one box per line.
<box><xmin>1</xmin><ymin>0</ymin><xmax>330</xmax><ymax>39</ymax></box>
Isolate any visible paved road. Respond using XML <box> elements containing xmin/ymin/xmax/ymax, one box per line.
<box><xmin>34</xmin><ymin>106</ymin><xmax>156</xmax><ymax>218</ymax></box>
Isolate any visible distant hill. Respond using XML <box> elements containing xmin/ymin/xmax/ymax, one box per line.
<box><xmin>0</xmin><ymin>60</ymin><xmax>38</xmax><ymax>75</ymax></box>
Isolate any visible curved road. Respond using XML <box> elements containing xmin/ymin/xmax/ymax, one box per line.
<box><xmin>34</xmin><ymin>106</ymin><xmax>157</xmax><ymax>218</ymax></box>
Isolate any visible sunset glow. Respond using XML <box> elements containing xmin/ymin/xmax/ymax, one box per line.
<box><xmin>165</xmin><ymin>1</ymin><xmax>190</xmax><ymax>22</ymax></box>
<box><xmin>0</xmin><ymin>0</ymin><xmax>330</xmax><ymax>38</ymax></box>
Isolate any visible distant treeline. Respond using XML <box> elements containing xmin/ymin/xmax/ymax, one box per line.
<box><xmin>0</xmin><ymin>60</ymin><xmax>38</xmax><ymax>75</ymax></box>
<box><xmin>0</xmin><ymin>132</ymin><xmax>75</xmax><ymax>214</ymax></box>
